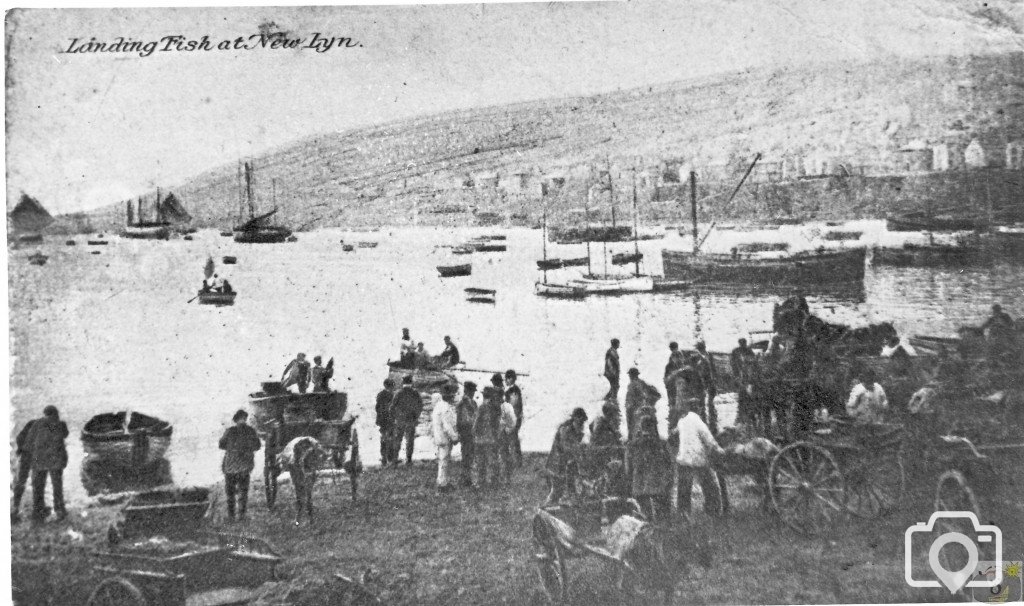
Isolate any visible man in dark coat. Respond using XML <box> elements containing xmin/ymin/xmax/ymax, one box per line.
<box><xmin>219</xmin><ymin>409</ymin><xmax>261</xmax><ymax>521</ymax></box>
<box><xmin>440</xmin><ymin>336</ymin><xmax>461</xmax><ymax>367</ymax></box>
<box><xmin>589</xmin><ymin>400</ymin><xmax>622</xmax><ymax>448</ymax></box>
<box><xmin>389</xmin><ymin>375</ymin><xmax>423</xmax><ymax>466</ymax></box>
<box><xmin>282</xmin><ymin>353</ymin><xmax>311</xmax><ymax>394</ymax></box>
<box><xmin>375</xmin><ymin>379</ymin><xmax>397</xmax><ymax>466</ymax></box>
<box><xmin>12</xmin><ymin>419</ymin><xmax>39</xmax><ymax>523</ymax></box>
<box><xmin>664</xmin><ymin>341</ymin><xmax>685</xmax><ymax>411</ymax></box>
<box><xmin>543</xmin><ymin>408</ymin><xmax>587</xmax><ymax>506</ymax></box>
<box><xmin>730</xmin><ymin>338</ymin><xmax>760</xmax><ymax>427</ymax></box>
<box><xmin>473</xmin><ymin>385</ymin><xmax>502</xmax><ymax>487</ymax></box>
<box><xmin>624</xmin><ymin>367</ymin><xmax>661</xmax><ymax>440</ymax></box>
<box><xmin>626</xmin><ymin>415</ymin><xmax>674</xmax><ymax>523</ymax></box>
<box><xmin>26</xmin><ymin>406</ymin><xmax>69</xmax><ymax>523</ymax></box>
<box><xmin>694</xmin><ymin>342</ymin><xmax>719</xmax><ymax>435</ymax></box>
<box><xmin>604</xmin><ymin>338</ymin><xmax>621</xmax><ymax>400</ymax></box>
<box><xmin>455</xmin><ymin>381</ymin><xmax>478</xmax><ymax>487</ymax></box>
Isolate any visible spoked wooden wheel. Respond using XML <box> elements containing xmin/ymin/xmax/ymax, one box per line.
<box><xmin>264</xmin><ymin>464</ymin><xmax>279</xmax><ymax>509</ymax></box>
<box><xmin>844</xmin><ymin>451</ymin><xmax>905</xmax><ymax>518</ymax></box>
<box><xmin>769</xmin><ymin>442</ymin><xmax>846</xmax><ymax>534</ymax></box>
<box><xmin>86</xmin><ymin>577</ymin><xmax>147</xmax><ymax>606</ymax></box>
<box><xmin>535</xmin><ymin>541</ymin><xmax>568</xmax><ymax>604</ymax></box>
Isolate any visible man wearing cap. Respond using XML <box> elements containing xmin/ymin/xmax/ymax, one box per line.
<box><xmin>604</xmin><ymin>339</ymin><xmax>621</xmax><ymax>400</ymax></box>
<box><xmin>390</xmin><ymin>375</ymin><xmax>423</xmax><ymax>466</ymax></box>
<box><xmin>625</xmin><ymin>367</ymin><xmax>661</xmax><ymax>440</ymax></box>
<box><xmin>456</xmin><ymin>381</ymin><xmax>478</xmax><ymax>487</ymax></box>
<box><xmin>376</xmin><ymin>379</ymin><xmax>397</xmax><ymax>466</ymax></box>
<box><xmin>543</xmin><ymin>408</ymin><xmax>588</xmax><ymax>506</ymax></box>
<box><xmin>218</xmin><ymin>410</ymin><xmax>261</xmax><ymax>521</ymax></box>
<box><xmin>694</xmin><ymin>341</ymin><xmax>719</xmax><ymax>435</ymax></box>
<box><xmin>663</xmin><ymin>341</ymin><xmax>685</xmax><ymax>411</ymax></box>
<box><xmin>25</xmin><ymin>405</ymin><xmax>69</xmax><ymax>523</ymax></box>
<box><xmin>503</xmin><ymin>370</ymin><xmax>524</xmax><ymax>468</ymax></box>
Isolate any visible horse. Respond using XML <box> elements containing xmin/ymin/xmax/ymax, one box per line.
<box><xmin>276</xmin><ymin>436</ymin><xmax>330</xmax><ymax>526</ymax></box>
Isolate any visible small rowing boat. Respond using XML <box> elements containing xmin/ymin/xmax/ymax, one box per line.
<box><xmin>452</xmin><ymin>245</ymin><xmax>474</xmax><ymax>255</ymax></box>
<box><xmin>88</xmin><ymin>240</ymin><xmax>109</xmax><ymax>246</ymax></box>
<box><xmin>357</xmin><ymin>241</ymin><xmax>379</xmax><ymax>248</ymax></box>
<box><xmin>197</xmin><ymin>289</ymin><xmax>237</xmax><ymax>306</ymax></box>
<box><xmin>81</xmin><ymin>411</ymin><xmax>173</xmax><ymax>468</ymax></box>
<box><xmin>535</xmin><ymin>281</ymin><xmax>587</xmax><ymax>299</ymax></box>
<box><xmin>465</xmin><ymin>287</ymin><xmax>496</xmax><ymax>295</ymax></box>
<box><xmin>437</xmin><ymin>263</ymin><xmax>472</xmax><ymax>277</ymax></box>
<box><xmin>474</xmin><ymin>243</ymin><xmax>507</xmax><ymax>252</ymax></box>
<box><xmin>222</xmin><ymin>256</ymin><xmax>237</xmax><ymax>265</ymax></box>
<box><xmin>342</xmin><ymin>244</ymin><xmax>355</xmax><ymax>252</ymax></box>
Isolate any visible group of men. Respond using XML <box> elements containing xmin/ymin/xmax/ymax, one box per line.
<box><xmin>376</xmin><ymin>370</ymin><xmax>523</xmax><ymax>492</ymax></box>
<box><xmin>398</xmin><ymin>329</ymin><xmax>461</xmax><ymax>369</ymax></box>
<box><xmin>281</xmin><ymin>352</ymin><xmax>334</xmax><ymax>393</ymax></box>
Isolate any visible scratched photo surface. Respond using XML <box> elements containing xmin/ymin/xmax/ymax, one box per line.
<box><xmin>6</xmin><ymin>3</ymin><xmax>1024</xmax><ymax>605</ymax></box>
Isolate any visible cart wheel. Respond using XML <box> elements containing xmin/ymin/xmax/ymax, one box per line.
<box><xmin>844</xmin><ymin>451</ymin><xmax>905</xmax><ymax>518</ymax></box>
<box><xmin>535</xmin><ymin>542</ymin><xmax>569</xmax><ymax>604</ymax></box>
<box><xmin>87</xmin><ymin>577</ymin><xmax>147</xmax><ymax>606</ymax></box>
<box><xmin>769</xmin><ymin>442</ymin><xmax>846</xmax><ymax>535</ymax></box>
<box><xmin>264</xmin><ymin>465</ymin><xmax>279</xmax><ymax>509</ymax></box>
<box><xmin>934</xmin><ymin>470</ymin><xmax>986</xmax><ymax>594</ymax></box>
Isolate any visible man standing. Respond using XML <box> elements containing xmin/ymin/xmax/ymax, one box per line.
<box><xmin>503</xmin><ymin>370</ymin><xmax>524</xmax><ymax>468</ymax></box>
<box><xmin>390</xmin><ymin>375</ymin><xmax>423</xmax><ymax>466</ymax></box>
<box><xmin>543</xmin><ymin>408</ymin><xmax>588</xmax><ymax>506</ymax></box>
<box><xmin>672</xmin><ymin>398</ymin><xmax>725</xmax><ymax>518</ymax></box>
<box><xmin>624</xmin><ymin>367</ymin><xmax>661</xmax><ymax>440</ymax></box>
<box><xmin>282</xmin><ymin>353</ymin><xmax>311</xmax><ymax>394</ymax></box>
<box><xmin>474</xmin><ymin>386</ymin><xmax>502</xmax><ymax>487</ymax></box>
<box><xmin>663</xmin><ymin>342</ymin><xmax>685</xmax><ymax>411</ymax></box>
<box><xmin>375</xmin><ymin>379</ymin><xmax>397</xmax><ymax>466</ymax></box>
<box><xmin>694</xmin><ymin>341</ymin><xmax>719</xmax><ymax>435</ymax></box>
<box><xmin>981</xmin><ymin>303</ymin><xmax>1016</xmax><ymax>365</ymax></box>
<box><xmin>730</xmin><ymin>338</ymin><xmax>759</xmax><ymax>427</ymax></box>
<box><xmin>218</xmin><ymin>410</ymin><xmax>261</xmax><ymax>521</ymax></box>
<box><xmin>25</xmin><ymin>406</ymin><xmax>68</xmax><ymax>523</ymax></box>
<box><xmin>310</xmin><ymin>356</ymin><xmax>333</xmax><ymax>393</ymax></box>
<box><xmin>431</xmin><ymin>392</ymin><xmax>459</xmax><ymax>493</ymax></box>
<box><xmin>626</xmin><ymin>415</ymin><xmax>674</xmax><ymax>524</ymax></box>
<box><xmin>399</xmin><ymin>328</ymin><xmax>415</xmax><ymax>367</ymax></box>
<box><xmin>455</xmin><ymin>381</ymin><xmax>478</xmax><ymax>487</ymax></box>
<box><xmin>604</xmin><ymin>338</ymin><xmax>621</xmax><ymax>400</ymax></box>
<box><xmin>11</xmin><ymin>418</ymin><xmax>39</xmax><ymax>523</ymax></box>
<box><xmin>440</xmin><ymin>336</ymin><xmax>461</xmax><ymax>367</ymax></box>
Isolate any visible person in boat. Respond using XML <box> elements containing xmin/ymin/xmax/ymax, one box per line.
<box><xmin>440</xmin><ymin>336</ymin><xmax>461</xmax><ymax>367</ymax></box>
<box><xmin>589</xmin><ymin>399</ymin><xmax>623</xmax><ymax>447</ymax></box>
<box><xmin>845</xmin><ymin>368</ymin><xmax>889</xmax><ymax>424</ymax></box>
<box><xmin>694</xmin><ymin>341</ymin><xmax>719</xmax><ymax>435</ymax></box>
<box><xmin>604</xmin><ymin>338</ymin><xmax>621</xmax><ymax>400</ymax></box>
<box><xmin>389</xmin><ymin>375</ymin><xmax>423</xmax><ymax>466</ymax></box>
<box><xmin>543</xmin><ymin>407</ymin><xmax>588</xmax><ymax>507</ymax></box>
<box><xmin>474</xmin><ymin>386</ymin><xmax>503</xmax><ymax>487</ymax></box>
<box><xmin>282</xmin><ymin>353</ymin><xmax>311</xmax><ymax>394</ymax></box>
<box><xmin>399</xmin><ymin>328</ymin><xmax>415</xmax><ymax>367</ymax></box>
<box><xmin>672</xmin><ymin>397</ymin><xmax>725</xmax><ymax>518</ymax></box>
<box><xmin>980</xmin><ymin>303</ymin><xmax>1017</xmax><ymax>364</ymax></box>
<box><xmin>730</xmin><ymin>338</ymin><xmax>760</xmax><ymax>428</ymax></box>
<box><xmin>310</xmin><ymin>356</ymin><xmax>333</xmax><ymax>393</ymax></box>
<box><xmin>218</xmin><ymin>409</ymin><xmax>261</xmax><ymax>522</ymax></box>
<box><xmin>11</xmin><ymin>418</ymin><xmax>40</xmax><ymax>523</ymax></box>
<box><xmin>663</xmin><ymin>341</ymin><xmax>686</xmax><ymax>411</ymax></box>
<box><xmin>25</xmin><ymin>405</ymin><xmax>69</xmax><ymax>524</ymax></box>
<box><xmin>625</xmin><ymin>414</ymin><xmax>674</xmax><ymax>524</ymax></box>
<box><xmin>503</xmin><ymin>369</ymin><xmax>524</xmax><ymax>468</ymax></box>
<box><xmin>456</xmin><ymin>381</ymin><xmax>478</xmax><ymax>487</ymax></box>
<box><xmin>414</xmin><ymin>342</ymin><xmax>432</xmax><ymax>369</ymax></box>
<box><xmin>624</xmin><ymin>367</ymin><xmax>661</xmax><ymax>440</ymax></box>
<box><xmin>375</xmin><ymin>379</ymin><xmax>397</xmax><ymax>467</ymax></box>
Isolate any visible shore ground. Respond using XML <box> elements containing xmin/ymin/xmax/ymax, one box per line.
<box><xmin>10</xmin><ymin>451</ymin><xmax>1013</xmax><ymax>605</ymax></box>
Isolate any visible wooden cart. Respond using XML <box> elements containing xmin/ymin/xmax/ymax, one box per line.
<box><xmin>248</xmin><ymin>383</ymin><xmax>361</xmax><ymax>508</ymax></box>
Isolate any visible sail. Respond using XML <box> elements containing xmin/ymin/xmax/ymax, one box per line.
<box><xmin>204</xmin><ymin>256</ymin><xmax>215</xmax><ymax>280</ymax></box>
<box><xmin>158</xmin><ymin>192</ymin><xmax>192</xmax><ymax>224</ymax></box>
<box><xmin>9</xmin><ymin>193</ymin><xmax>54</xmax><ymax>232</ymax></box>
<box><xmin>237</xmin><ymin>208</ymin><xmax>278</xmax><ymax>231</ymax></box>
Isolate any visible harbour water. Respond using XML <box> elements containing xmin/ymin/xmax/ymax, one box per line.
<box><xmin>8</xmin><ymin>221</ymin><xmax>1023</xmax><ymax>502</ymax></box>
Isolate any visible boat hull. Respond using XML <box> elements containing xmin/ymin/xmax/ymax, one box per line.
<box><xmin>570</xmin><ymin>274</ymin><xmax>655</xmax><ymax>294</ymax></box>
<box><xmin>872</xmin><ymin>245</ymin><xmax>987</xmax><ymax>267</ymax></box>
<box><xmin>81</xmin><ymin>411</ymin><xmax>173</xmax><ymax>468</ymax></box>
<box><xmin>437</xmin><ymin>264</ymin><xmax>472</xmax><ymax>277</ymax></box>
<box><xmin>887</xmin><ymin>215</ymin><xmax>987</xmax><ymax>232</ymax></box>
<box><xmin>123</xmin><ymin>225</ymin><xmax>171</xmax><ymax>240</ymax></box>
<box><xmin>198</xmin><ymin>291</ymin><xmax>237</xmax><ymax>306</ymax></box>
<box><xmin>661</xmin><ymin>248</ymin><xmax>866</xmax><ymax>288</ymax></box>
<box><xmin>234</xmin><ymin>228</ymin><xmax>291</xmax><ymax>243</ymax></box>
<box><xmin>535</xmin><ymin>282</ymin><xmax>587</xmax><ymax>299</ymax></box>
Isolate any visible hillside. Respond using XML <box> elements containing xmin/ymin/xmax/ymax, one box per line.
<box><xmin>74</xmin><ymin>52</ymin><xmax>1024</xmax><ymax>231</ymax></box>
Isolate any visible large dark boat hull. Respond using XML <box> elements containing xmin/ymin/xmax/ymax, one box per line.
<box><xmin>661</xmin><ymin>248</ymin><xmax>866</xmax><ymax>288</ymax></box>
<box><xmin>234</xmin><ymin>228</ymin><xmax>292</xmax><ymax>243</ymax></box>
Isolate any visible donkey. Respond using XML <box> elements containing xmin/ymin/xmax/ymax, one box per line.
<box><xmin>276</xmin><ymin>436</ymin><xmax>330</xmax><ymax>526</ymax></box>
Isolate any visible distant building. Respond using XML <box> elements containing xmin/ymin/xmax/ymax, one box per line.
<box><xmin>931</xmin><ymin>144</ymin><xmax>951</xmax><ymax>171</ymax></box>
<box><xmin>964</xmin><ymin>139</ymin><xmax>987</xmax><ymax>169</ymax></box>
<box><xmin>1006</xmin><ymin>141</ymin><xmax>1024</xmax><ymax>170</ymax></box>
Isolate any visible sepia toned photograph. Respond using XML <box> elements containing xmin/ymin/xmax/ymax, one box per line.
<box><xmin>6</xmin><ymin>2</ymin><xmax>1024</xmax><ymax>604</ymax></box>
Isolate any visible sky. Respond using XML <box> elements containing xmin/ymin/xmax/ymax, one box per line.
<box><xmin>5</xmin><ymin>0</ymin><xmax>1023</xmax><ymax>214</ymax></box>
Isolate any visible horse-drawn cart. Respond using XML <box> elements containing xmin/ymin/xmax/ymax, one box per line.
<box><xmin>248</xmin><ymin>382</ymin><xmax>361</xmax><ymax>507</ymax></box>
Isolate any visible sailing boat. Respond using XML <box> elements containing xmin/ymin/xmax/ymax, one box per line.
<box><xmin>233</xmin><ymin>161</ymin><xmax>292</xmax><ymax>244</ymax></box>
<box><xmin>159</xmin><ymin>192</ymin><xmax>195</xmax><ymax>234</ymax></box>
<box><xmin>123</xmin><ymin>189</ymin><xmax>172</xmax><ymax>240</ymax></box>
<box><xmin>661</xmin><ymin>156</ymin><xmax>866</xmax><ymax>290</ymax></box>
<box><xmin>535</xmin><ymin>187</ymin><xmax>586</xmax><ymax>299</ymax></box>
<box><xmin>568</xmin><ymin>162</ymin><xmax>654</xmax><ymax>295</ymax></box>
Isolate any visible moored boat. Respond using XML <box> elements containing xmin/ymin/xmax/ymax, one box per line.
<box><xmin>611</xmin><ymin>252</ymin><xmax>643</xmax><ymax>266</ymax></box>
<box><xmin>437</xmin><ymin>263</ymin><xmax>472</xmax><ymax>277</ymax></box>
<box><xmin>28</xmin><ymin>252</ymin><xmax>48</xmax><ymax>265</ymax></box>
<box><xmin>474</xmin><ymin>242</ymin><xmax>507</xmax><ymax>252</ymax></box>
<box><xmin>87</xmin><ymin>240</ymin><xmax>109</xmax><ymax>245</ymax></box>
<box><xmin>123</xmin><ymin>224</ymin><xmax>171</xmax><ymax>240</ymax></box>
<box><xmin>535</xmin><ymin>282</ymin><xmax>587</xmax><ymax>298</ymax></box>
<box><xmin>452</xmin><ymin>245</ymin><xmax>474</xmax><ymax>255</ymax></box>
<box><xmin>222</xmin><ymin>256</ymin><xmax>237</xmax><ymax>264</ymax></box>
<box><xmin>197</xmin><ymin>289</ymin><xmax>237</xmax><ymax>306</ymax></box>
<box><xmin>81</xmin><ymin>411</ymin><xmax>173</xmax><ymax>468</ymax></box>
<box><xmin>357</xmin><ymin>241</ymin><xmax>379</xmax><ymax>248</ymax></box>
<box><xmin>342</xmin><ymin>244</ymin><xmax>355</xmax><ymax>252</ymax></box>
<box><xmin>871</xmin><ymin>241</ymin><xmax>987</xmax><ymax>267</ymax></box>
<box><xmin>232</xmin><ymin>162</ymin><xmax>292</xmax><ymax>243</ymax></box>
<box><xmin>887</xmin><ymin>212</ymin><xmax>987</xmax><ymax>233</ymax></box>
<box><xmin>537</xmin><ymin>258</ymin><xmax>563</xmax><ymax>270</ymax></box>
<box><xmin>662</xmin><ymin>247</ymin><xmax>865</xmax><ymax>288</ymax></box>
<box><xmin>570</xmin><ymin>274</ymin><xmax>655</xmax><ymax>294</ymax></box>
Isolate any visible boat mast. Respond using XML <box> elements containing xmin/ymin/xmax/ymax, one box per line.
<box><xmin>606</xmin><ymin>157</ymin><xmax>613</xmax><ymax>278</ymax></box>
<box><xmin>236</xmin><ymin>161</ymin><xmax>243</xmax><ymax>227</ymax></box>
<box><xmin>585</xmin><ymin>176</ymin><xmax>593</xmax><ymax>276</ymax></box>
<box><xmin>156</xmin><ymin>187</ymin><xmax>162</xmax><ymax>224</ymax></box>
<box><xmin>244</xmin><ymin>161</ymin><xmax>255</xmax><ymax>220</ymax></box>
<box><xmin>542</xmin><ymin>188</ymin><xmax>549</xmax><ymax>284</ymax></box>
<box><xmin>632</xmin><ymin>162</ymin><xmax>640</xmax><ymax>277</ymax></box>
<box><xmin>690</xmin><ymin>170</ymin><xmax>699</xmax><ymax>254</ymax></box>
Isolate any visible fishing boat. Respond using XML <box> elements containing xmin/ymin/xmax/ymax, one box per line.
<box><xmin>465</xmin><ymin>287</ymin><xmax>497</xmax><ymax>303</ymax></box>
<box><xmin>474</xmin><ymin>242</ymin><xmax>507</xmax><ymax>252</ymax></box>
<box><xmin>197</xmin><ymin>289</ymin><xmax>237</xmax><ymax>306</ymax></box>
<box><xmin>467</xmin><ymin>294</ymin><xmax>496</xmax><ymax>304</ymax></box>
<box><xmin>437</xmin><ymin>263</ymin><xmax>472</xmax><ymax>277</ymax></box>
<box><xmin>871</xmin><ymin>242</ymin><xmax>987</xmax><ymax>267</ymax></box>
<box><xmin>87</xmin><ymin>240</ymin><xmax>109</xmax><ymax>245</ymax></box>
<box><xmin>662</xmin><ymin>158</ymin><xmax>866</xmax><ymax>289</ymax></box>
<box><xmin>536</xmin><ymin>258</ymin><xmax>563</xmax><ymax>270</ymax></box>
<box><xmin>233</xmin><ymin>162</ymin><xmax>292</xmax><ymax>244</ymax></box>
<box><xmin>549</xmin><ymin>224</ymin><xmax>632</xmax><ymax>244</ymax></box>
<box><xmin>465</xmin><ymin>287</ymin><xmax>496</xmax><ymax>296</ymax></box>
<box><xmin>81</xmin><ymin>411</ymin><xmax>173</xmax><ymax>468</ymax></box>
<box><xmin>385</xmin><ymin>361</ymin><xmax>460</xmax><ymax>392</ymax></box>
<box><xmin>28</xmin><ymin>252</ymin><xmax>48</xmax><ymax>266</ymax></box>
<box><xmin>247</xmin><ymin>381</ymin><xmax>349</xmax><ymax>432</ymax></box>
<box><xmin>123</xmin><ymin>190</ymin><xmax>173</xmax><ymax>240</ymax></box>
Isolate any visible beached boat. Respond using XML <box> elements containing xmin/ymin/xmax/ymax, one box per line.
<box><xmin>233</xmin><ymin>162</ymin><xmax>292</xmax><ymax>244</ymax></box>
<box><xmin>247</xmin><ymin>382</ymin><xmax>350</xmax><ymax>434</ymax></box>
<box><xmin>197</xmin><ymin>289</ymin><xmax>237</xmax><ymax>306</ymax></box>
<box><xmin>385</xmin><ymin>361</ymin><xmax>459</xmax><ymax>391</ymax></box>
<box><xmin>81</xmin><ymin>411</ymin><xmax>173</xmax><ymax>468</ymax></box>
<box><xmin>437</xmin><ymin>263</ymin><xmax>472</xmax><ymax>277</ymax></box>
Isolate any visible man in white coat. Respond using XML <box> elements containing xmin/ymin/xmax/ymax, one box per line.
<box><xmin>431</xmin><ymin>391</ymin><xmax>460</xmax><ymax>493</ymax></box>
